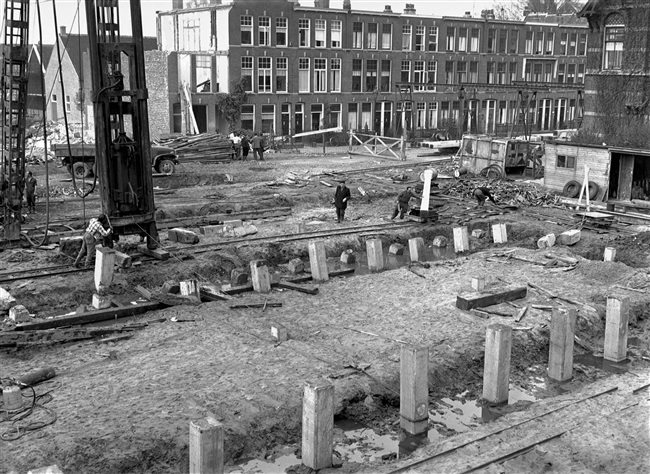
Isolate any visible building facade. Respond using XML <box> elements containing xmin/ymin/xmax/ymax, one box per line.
<box><xmin>158</xmin><ymin>0</ymin><xmax>589</xmax><ymax>138</ymax></box>
<box><xmin>578</xmin><ymin>0</ymin><xmax>650</xmax><ymax>148</ymax></box>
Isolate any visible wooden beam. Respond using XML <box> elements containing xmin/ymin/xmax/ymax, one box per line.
<box><xmin>456</xmin><ymin>286</ymin><xmax>527</xmax><ymax>311</ymax></box>
<box><xmin>229</xmin><ymin>302</ymin><xmax>282</xmax><ymax>309</ymax></box>
<box><xmin>275</xmin><ymin>281</ymin><xmax>319</xmax><ymax>295</ymax></box>
<box><xmin>14</xmin><ymin>301</ymin><xmax>162</xmax><ymax>331</ymax></box>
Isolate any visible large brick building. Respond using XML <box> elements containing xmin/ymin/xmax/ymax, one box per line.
<box><xmin>578</xmin><ymin>0</ymin><xmax>650</xmax><ymax>148</ymax></box>
<box><xmin>157</xmin><ymin>0</ymin><xmax>589</xmax><ymax>138</ymax></box>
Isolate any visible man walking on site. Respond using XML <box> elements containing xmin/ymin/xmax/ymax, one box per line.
<box><xmin>241</xmin><ymin>134</ymin><xmax>250</xmax><ymax>160</ymax></box>
<box><xmin>473</xmin><ymin>186</ymin><xmax>498</xmax><ymax>207</ymax></box>
<box><xmin>251</xmin><ymin>132</ymin><xmax>264</xmax><ymax>161</ymax></box>
<box><xmin>25</xmin><ymin>171</ymin><xmax>37</xmax><ymax>214</ymax></box>
<box><xmin>391</xmin><ymin>186</ymin><xmax>420</xmax><ymax>220</ymax></box>
<box><xmin>74</xmin><ymin>214</ymin><xmax>112</xmax><ymax>268</ymax></box>
<box><xmin>334</xmin><ymin>179</ymin><xmax>351</xmax><ymax>223</ymax></box>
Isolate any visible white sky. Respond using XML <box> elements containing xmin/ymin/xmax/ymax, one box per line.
<box><xmin>4</xmin><ymin>0</ymin><xmax>503</xmax><ymax>43</ymax></box>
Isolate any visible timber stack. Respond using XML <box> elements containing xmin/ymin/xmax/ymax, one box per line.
<box><xmin>156</xmin><ymin>132</ymin><xmax>234</xmax><ymax>162</ymax></box>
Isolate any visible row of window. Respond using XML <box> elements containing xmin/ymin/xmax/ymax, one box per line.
<box><xmin>238</xmin><ymin>56</ymin><xmax>585</xmax><ymax>94</ymax></box>
<box><xmin>238</xmin><ymin>98</ymin><xmax>580</xmax><ymax>134</ymax></box>
<box><xmin>239</xmin><ymin>15</ymin><xmax>587</xmax><ymax>55</ymax></box>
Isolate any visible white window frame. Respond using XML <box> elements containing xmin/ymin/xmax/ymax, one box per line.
<box><xmin>276</xmin><ymin>57</ymin><xmax>288</xmax><ymax>93</ymax></box>
<box><xmin>258</xmin><ymin>57</ymin><xmax>272</xmax><ymax>93</ymax></box>
<box><xmin>314</xmin><ymin>58</ymin><xmax>327</xmax><ymax>92</ymax></box>
<box><xmin>402</xmin><ymin>25</ymin><xmax>412</xmax><ymax>51</ymax></box>
<box><xmin>368</xmin><ymin>23</ymin><xmax>378</xmax><ymax>49</ymax></box>
<box><xmin>415</xmin><ymin>25</ymin><xmax>425</xmax><ymax>51</ymax></box>
<box><xmin>259</xmin><ymin>17</ymin><xmax>270</xmax><ymax>46</ymax></box>
<box><xmin>331</xmin><ymin>20</ymin><xmax>342</xmax><ymax>48</ymax></box>
<box><xmin>353</xmin><ymin>21</ymin><xmax>363</xmax><ymax>49</ymax></box>
<box><xmin>276</xmin><ymin>18</ymin><xmax>288</xmax><ymax>47</ymax></box>
<box><xmin>299</xmin><ymin>19</ymin><xmax>310</xmax><ymax>48</ymax></box>
<box><xmin>382</xmin><ymin>24</ymin><xmax>392</xmax><ymax>49</ymax></box>
<box><xmin>241</xmin><ymin>15</ymin><xmax>252</xmax><ymax>46</ymax></box>
<box><xmin>299</xmin><ymin>57</ymin><xmax>310</xmax><ymax>92</ymax></box>
<box><xmin>330</xmin><ymin>58</ymin><xmax>341</xmax><ymax>92</ymax></box>
<box><xmin>428</xmin><ymin>26</ymin><xmax>438</xmax><ymax>52</ymax></box>
<box><xmin>241</xmin><ymin>56</ymin><xmax>253</xmax><ymax>92</ymax></box>
<box><xmin>315</xmin><ymin>19</ymin><xmax>326</xmax><ymax>48</ymax></box>
<box><xmin>428</xmin><ymin>102</ymin><xmax>438</xmax><ymax>129</ymax></box>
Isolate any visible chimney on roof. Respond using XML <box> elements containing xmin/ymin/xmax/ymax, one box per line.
<box><xmin>464</xmin><ymin>11</ymin><xmax>472</xmax><ymax>17</ymax></box>
<box><xmin>523</xmin><ymin>8</ymin><xmax>531</xmax><ymax>16</ymax></box>
<box><xmin>59</xmin><ymin>26</ymin><xmax>66</xmax><ymax>35</ymax></box>
<box><xmin>315</xmin><ymin>0</ymin><xmax>330</xmax><ymax>7</ymax></box>
<box><xmin>172</xmin><ymin>0</ymin><xmax>183</xmax><ymax>9</ymax></box>
<box><xmin>384</xmin><ymin>5</ymin><xmax>392</xmax><ymax>13</ymax></box>
<box><xmin>343</xmin><ymin>0</ymin><xmax>351</xmax><ymax>10</ymax></box>
<box><xmin>481</xmin><ymin>9</ymin><xmax>495</xmax><ymax>19</ymax></box>
<box><xmin>404</xmin><ymin>3</ymin><xmax>416</xmax><ymax>14</ymax></box>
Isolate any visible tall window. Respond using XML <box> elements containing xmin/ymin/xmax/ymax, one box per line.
<box><xmin>509</xmin><ymin>30</ymin><xmax>519</xmax><ymax>54</ymax></box>
<box><xmin>525</xmin><ymin>31</ymin><xmax>533</xmax><ymax>54</ymax></box>
<box><xmin>352</xmin><ymin>59</ymin><xmax>362</xmax><ymax>92</ymax></box>
<box><xmin>241</xmin><ymin>56</ymin><xmax>253</xmax><ymax>92</ymax></box>
<box><xmin>560</xmin><ymin>33</ymin><xmax>568</xmax><ymax>55</ymax></box>
<box><xmin>315</xmin><ymin>19</ymin><xmax>326</xmax><ymax>48</ymax></box>
<box><xmin>544</xmin><ymin>62</ymin><xmax>553</xmax><ymax>82</ymax></box>
<box><xmin>381</xmin><ymin>60</ymin><xmax>391</xmax><ymax>92</ymax></box>
<box><xmin>353</xmin><ymin>22</ymin><xmax>363</xmax><ymax>49</ymax></box>
<box><xmin>299</xmin><ymin>57</ymin><xmax>310</xmax><ymax>92</ymax></box>
<box><xmin>258</xmin><ymin>57</ymin><xmax>272</xmax><ymax>93</ymax></box>
<box><xmin>195</xmin><ymin>55</ymin><xmax>212</xmax><ymax>92</ymax></box>
<box><xmin>402</xmin><ymin>25</ymin><xmax>412</xmax><ymax>50</ymax></box>
<box><xmin>577</xmin><ymin>64</ymin><xmax>585</xmax><ymax>83</ymax></box>
<box><xmin>470</xmin><ymin>28</ymin><xmax>480</xmax><ymax>52</ymax></box>
<box><xmin>545</xmin><ymin>32</ymin><xmax>554</xmax><ymax>54</ymax></box>
<box><xmin>276</xmin><ymin>57</ymin><xmax>287</xmax><ymax>92</ymax></box>
<box><xmin>509</xmin><ymin>62</ymin><xmax>517</xmax><ymax>83</ymax></box>
<box><xmin>330</xmin><ymin>58</ymin><xmax>341</xmax><ymax>92</ymax></box>
<box><xmin>578</xmin><ymin>33</ymin><xmax>587</xmax><ymax>55</ymax></box>
<box><xmin>65</xmin><ymin>95</ymin><xmax>71</xmax><ymax>112</ymax></box>
<box><xmin>469</xmin><ymin>61</ymin><xmax>478</xmax><ymax>83</ymax></box>
<box><xmin>498</xmin><ymin>30</ymin><xmax>507</xmax><ymax>54</ymax></box>
<box><xmin>569</xmin><ymin>33</ymin><xmax>577</xmax><ymax>55</ymax></box>
<box><xmin>348</xmin><ymin>103</ymin><xmax>358</xmax><ymax>130</ymax></box>
<box><xmin>497</xmin><ymin>62</ymin><xmax>506</xmax><ymax>84</ymax></box>
<box><xmin>558</xmin><ymin>63</ymin><xmax>566</xmax><ymax>83</ymax></box>
<box><xmin>259</xmin><ymin>17</ymin><xmax>270</xmax><ymax>46</ymax></box>
<box><xmin>415</xmin><ymin>26</ymin><xmax>425</xmax><ymax>51</ymax></box>
<box><xmin>567</xmin><ymin>63</ymin><xmax>576</xmax><ymax>83</ymax></box>
<box><xmin>428</xmin><ymin>26</ymin><xmax>438</xmax><ymax>52</ymax></box>
<box><xmin>261</xmin><ymin>104</ymin><xmax>275</xmax><ymax>133</ymax></box>
<box><xmin>428</xmin><ymin>102</ymin><xmax>438</xmax><ymax>128</ymax></box>
<box><xmin>427</xmin><ymin>61</ymin><xmax>437</xmax><ymax>91</ymax></box>
<box><xmin>487</xmin><ymin>29</ymin><xmax>496</xmax><ymax>53</ymax></box>
<box><xmin>366</xmin><ymin>59</ymin><xmax>378</xmax><ymax>91</ymax></box>
<box><xmin>413</xmin><ymin>60</ymin><xmax>425</xmax><ymax>90</ymax></box>
<box><xmin>368</xmin><ymin>23</ymin><xmax>378</xmax><ymax>49</ymax></box>
<box><xmin>445</xmin><ymin>61</ymin><xmax>454</xmax><ymax>84</ymax></box>
<box><xmin>498</xmin><ymin>101</ymin><xmax>507</xmax><ymax>125</ymax></box>
<box><xmin>330</xmin><ymin>104</ymin><xmax>342</xmax><ymax>128</ymax></box>
<box><xmin>401</xmin><ymin>60</ymin><xmax>410</xmax><ymax>83</ymax></box>
<box><xmin>299</xmin><ymin>19</ymin><xmax>310</xmax><ymax>47</ymax></box>
<box><xmin>241</xmin><ymin>104</ymin><xmax>254</xmax><ymax>130</ymax></box>
<box><xmin>487</xmin><ymin>62</ymin><xmax>495</xmax><ymax>84</ymax></box>
<box><xmin>415</xmin><ymin>102</ymin><xmax>426</xmax><ymax>129</ymax></box>
<box><xmin>241</xmin><ymin>15</ymin><xmax>252</xmax><ymax>45</ymax></box>
<box><xmin>458</xmin><ymin>27</ymin><xmax>467</xmax><ymax>52</ymax></box>
<box><xmin>276</xmin><ymin>18</ymin><xmax>287</xmax><ymax>46</ymax></box>
<box><xmin>382</xmin><ymin>24</ymin><xmax>392</xmax><ymax>49</ymax></box>
<box><xmin>331</xmin><ymin>20</ymin><xmax>342</xmax><ymax>48</ymax></box>
<box><xmin>314</xmin><ymin>58</ymin><xmax>326</xmax><ymax>92</ymax></box>
<box><xmin>534</xmin><ymin>31</ymin><xmax>543</xmax><ymax>54</ymax></box>
<box><xmin>604</xmin><ymin>14</ymin><xmax>624</xmax><ymax>70</ymax></box>
<box><xmin>457</xmin><ymin>61</ymin><xmax>467</xmax><ymax>84</ymax></box>
<box><xmin>446</xmin><ymin>27</ymin><xmax>455</xmax><ymax>51</ymax></box>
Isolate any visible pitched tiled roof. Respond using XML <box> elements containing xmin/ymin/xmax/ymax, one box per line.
<box><xmin>58</xmin><ymin>34</ymin><xmax>158</xmax><ymax>78</ymax></box>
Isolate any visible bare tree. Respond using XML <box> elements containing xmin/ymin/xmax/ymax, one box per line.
<box><xmin>492</xmin><ymin>0</ymin><xmax>584</xmax><ymax>20</ymax></box>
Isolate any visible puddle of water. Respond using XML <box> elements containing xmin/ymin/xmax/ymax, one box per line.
<box><xmin>335</xmin><ymin>418</ymin><xmax>399</xmax><ymax>463</ymax></box>
<box><xmin>332</xmin><ymin>245</ymin><xmax>457</xmax><ymax>276</ymax></box>
<box><xmin>230</xmin><ymin>452</ymin><xmax>300</xmax><ymax>474</ymax></box>
<box><xmin>574</xmin><ymin>353</ymin><xmax>630</xmax><ymax>374</ymax></box>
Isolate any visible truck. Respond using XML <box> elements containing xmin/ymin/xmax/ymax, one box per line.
<box><xmin>53</xmin><ymin>143</ymin><xmax>179</xmax><ymax>178</ymax></box>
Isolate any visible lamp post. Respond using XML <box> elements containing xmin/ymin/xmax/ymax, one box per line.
<box><xmin>397</xmin><ymin>84</ymin><xmax>411</xmax><ymax>161</ymax></box>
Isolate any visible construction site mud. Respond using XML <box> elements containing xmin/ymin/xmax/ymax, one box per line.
<box><xmin>2</xmin><ymin>151</ymin><xmax>650</xmax><ymax>474</ymax></box>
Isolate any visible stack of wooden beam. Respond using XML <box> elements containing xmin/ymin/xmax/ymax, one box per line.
<box><xmin>156</xmin><ymin>133</ymin><xmax>234</xmax><ymax>162</ymax></box>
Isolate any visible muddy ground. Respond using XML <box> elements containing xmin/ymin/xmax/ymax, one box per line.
<box><xmin>1</xmin><ymin>148</ymin><xmax>650</xmax><ymax>473</ymax></box>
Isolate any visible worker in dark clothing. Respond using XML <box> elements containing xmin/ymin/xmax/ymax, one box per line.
<box><xmin>391</xmin><ymin>186</ymin><xmax>420</xmax><ymax>220</ymax></box>
<box><xmin>25</xmin><ymin>171</ymin><xmax>37</xmax><ymax>214</ymax></box>
<box><xmin>251</xmin><ymin>132</ymin><xmax>264</xmax><ymax>161</ymax></box>
<box><xmin>334</xmin><ymin>179</ymin><xmax>351</xmax><ymax>223</ymax></box>
<box><xmin>473</xmin><ymin>187</ymin><xmax>498</xmax><ymax>207</ymax></box>
<box><xmin>241</xmin><ymin>134</ymin><xmax>250</xmax><ymax>160</ymax></box>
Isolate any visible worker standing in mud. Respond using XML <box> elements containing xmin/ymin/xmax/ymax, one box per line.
<box><xmin>251</xmin><ymin>132</ymin><xmax>264</xmax><ymax>161</ymax></box>
<box><xmin>25</xmin><ymin>171</ymin><xmax>37</xmax><ymax>214</ymax></box>
<box><xmin>334</xmin><ymin>179</ymin><xmax>351</xmax><ymax>223</ymax></box>
<box><xmin>391</xmin><ymin>186</ymin><xmax>420</xmax><ymax>220</ymax></box>
<box><xmin>473</xmin><ymin>186</ymin><xmax>498</xmax><ymax>207</ymax></box>
<box><xmin>74</xmin><ymin>214</ymin><xmax>112</xmax><ymax>268</ymax></box>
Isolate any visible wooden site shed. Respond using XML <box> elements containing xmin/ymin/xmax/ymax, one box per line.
<box><xmin>458</xmin><ymin>134</ymin><xmax>535</xmax><ymax>175</ymax></box>
<box><xmin>543</xmin><ymin>141</ymin><xmax>650</xmax><ymax>203</ymax></box>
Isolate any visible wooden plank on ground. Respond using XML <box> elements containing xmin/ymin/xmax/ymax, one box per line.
<box><xmin>288</xmin><ymin>268</ymin><xmax>355</xmax><ymax>283</ymax></box>
<box><xmin>137</xmin><ymin>245</ymin><xmax>170</xmax><ymax>261</ymax></box>
<box><xmin>275</xmin><ymin>281</ymin><xmax>319</xmax><ymax>295</ymax></box>
<box><xmin>229</xmin><ymin>302</ymin><xmax>283</xmax><ymax>309</ymax></box>
<box><xmin>135</xmin><ymin>285</ymin><xmax>152</xmax><ymax>300</ymax></box>
<box><xmin>222</xmin><ymin>283</ymin><xmax>254</xmax><ymax>295</ymax></box>
<box><xmin>456</xmin><ymin>286</ymin><xmax>528</xmax><ymax>311</ymax></box>
<box><xmin>200</xmin><ymin>284</ymin><xmax>234</xmax><ymax>301</ymax></box>
<box><xmin>14</xmin><ymin>301</ymin><xmax>162</xmax><ymax>331</ymax></box>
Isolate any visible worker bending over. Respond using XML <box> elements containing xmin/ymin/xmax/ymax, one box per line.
<box><xmin>74</xmin><ymin>214</ymin><xmax>112</xmax><ymax>268</ymax></box>
<box><xmin>391</xmin><ymin>186</ymin><xmax>420</xmax><ymax>219</ymax></box>
<box><xmin>473</xmin><ymin>187</ymin><xmax>498</xmax><ymax>207</ymax></box>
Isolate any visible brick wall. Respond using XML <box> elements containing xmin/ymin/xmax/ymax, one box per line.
<box><xmin>145</xmin><ymin>50</ymin><xmax>172</xmax><ymax>139</ymax></box>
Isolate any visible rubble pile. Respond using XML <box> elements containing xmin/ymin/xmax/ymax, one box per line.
<box><xmin>442</xmin><ymin>178</ymin><xmax>562</xmax><ymax>206</ymax></box>
<box><xmin>156</xmin><ymin>133</ymin><xmax>234</xmax><ymax>162</ymax></box>
<box><xmin>24</xmin><ymin>121</ymin><xmax>94</xmax><ymax>164</ymax></box>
